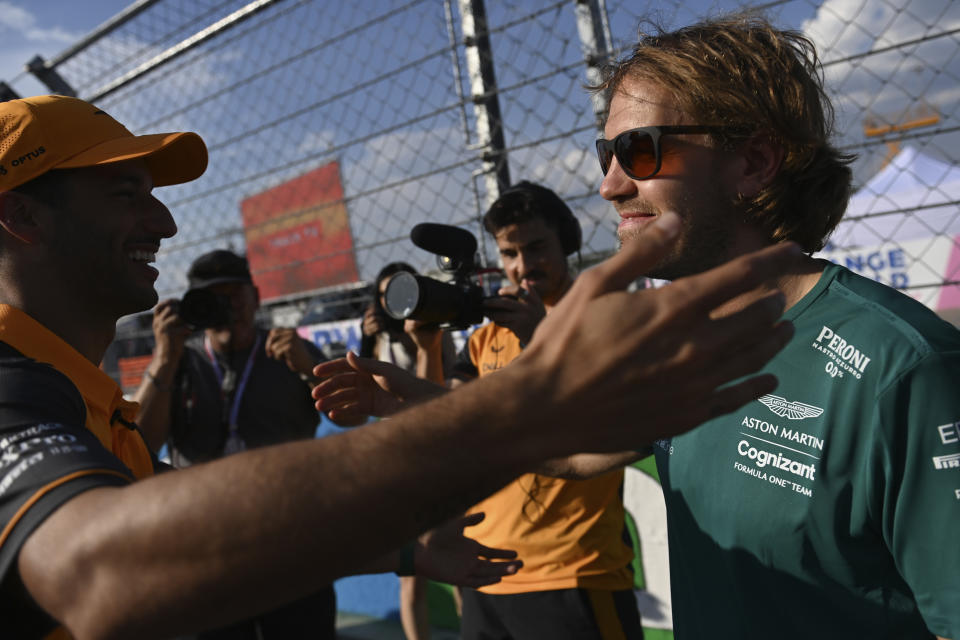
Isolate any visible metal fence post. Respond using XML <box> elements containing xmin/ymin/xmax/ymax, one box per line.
<box><xmin>25</xmin><ymin>56</ymin><xmax>77</xmax><ymax>97</ymax></box>
<box><xmin>458</xmin><ymin>0</ymin><xmax>511</xmax><ymax>212</ymax></box>
<box><xmin>574</xmin><ymin>0</ymin><xmax>613</xmax><ymax>133</ymax></box>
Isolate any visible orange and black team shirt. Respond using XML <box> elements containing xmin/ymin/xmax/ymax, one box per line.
<box><xmin>0</xmin><ymin>305</ymin><xmax>160</xmax><ymax>638</ymax></box>
<box><xmin>456</xmin><ymin>323</ymin><xmax>635</xmax><ymax>595</ymax></box>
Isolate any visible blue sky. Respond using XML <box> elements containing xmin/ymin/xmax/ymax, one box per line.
<box><xmin>0</xmin><ymin>0</ymin><xmax>132</xmax><ymax>96</ymax></box>
<box><xmin>2</xmin><ymin>0</ymin><xmax>957</xmax><ymax>299</ymax></box>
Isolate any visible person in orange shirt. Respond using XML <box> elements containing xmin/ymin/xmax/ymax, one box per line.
<box><xmin>412</xmin><ymin>181</ymin><xmax>645</xmax><ymax>639</ymax></box>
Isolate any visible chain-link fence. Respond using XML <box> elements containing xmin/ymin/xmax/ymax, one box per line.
<box><xmin>2</xmin><ymin>1</ymin><xmax>956</xmax><ymax>631</ymax></box>
<box><xmin>7</xmin><ymin>0</ymin><xmax>960</xmax><ymax>353</ymax></box>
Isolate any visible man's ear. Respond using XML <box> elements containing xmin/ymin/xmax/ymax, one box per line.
<box><xmin>0</xmin><ymin>191</ymin><xmax>45</xmax><ymax>245</ymax></box>
<box><xmin>735</xmin><ymin>135</ymin><xmax>784</xmax><ymax>199</ymax></box>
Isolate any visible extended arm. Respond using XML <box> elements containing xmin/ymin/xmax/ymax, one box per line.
<box><xmin>19</xmin><ymin>214</ymin><xmax>801</xmax><ymax>639</ymax></box>
<box><xmin>404</xmin><ymin>319</ymin><xmax>447</xmax><ymax>384</ymax></box>
<box><xmin>22</xmin><ymin>381</ymin><xmax>530</xmax><ymax>640</ymax></box>
<box><xmin>534</xmin><ymin>450</ymin><xmax>649</xmax><ymax>479</ymax></box>
<box><xmin>317</xmin><ymin>364</ymin><xmax>646</xmax><ymax>480</ymax></box>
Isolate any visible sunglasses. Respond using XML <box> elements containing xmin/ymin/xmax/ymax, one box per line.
<box><xmin>595</xmin><ymin>125</ymin><xmax>735</xmax><ymax>180</ymax></box>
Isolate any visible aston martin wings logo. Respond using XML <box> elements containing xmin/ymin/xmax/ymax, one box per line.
<box><xmin>758</xmin><ymin>395</ymin><xmax>824</xmax><ymax>420</ymax></box>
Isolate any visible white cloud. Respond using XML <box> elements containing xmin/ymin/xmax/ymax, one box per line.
<box><xmin>26</xmin><ymin>25</ymin><xmax>83</xmax><ymax>44</ymax></box>
<box><xmin>0</xmin><ymin>1</ymin><xmax>35</xmax><ymax>31</ymax></box>
<box><xmin>804</xmin><ymin>0</ymin><xmax>960</xmax><ymax>78</ymax></box>
<box><xmin>0</xmin><ymin>2</ymin><xmax>81</xmax><ymax>43</ymax></box>
<box><xmin>802</xmin><ymin>0</ymin><xmax>960</xmax><ymax>141</ymax></box>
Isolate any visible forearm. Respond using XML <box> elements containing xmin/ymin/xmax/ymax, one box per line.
<box><xmin>132</xmin><ymin>354</ymin><xmax>179</xmax><ymax>451</ymax></box>
<box><xmin>415</xmin><ymin>341</ymin><xmax>445</xmax><ymax>384</ymax></box>
<box><xmin>20</xmin><ymin>362</ymin><xmax>543</xmax><ymax>640</ymax></box>
<box><xmin>534</xmin><ymin>450</ymin><xmax>646</xmax><ymax>479</ymax></box>
<box><xmin>353</xmin><ymin>546</ymin><xmax>405</xmax><ymax>576</ymax></box>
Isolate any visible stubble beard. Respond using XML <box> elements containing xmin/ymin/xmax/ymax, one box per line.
<box><xmin>617</xmin><ymin>187</ymin><xmax>739</xmax><ymax>281</ymax></box>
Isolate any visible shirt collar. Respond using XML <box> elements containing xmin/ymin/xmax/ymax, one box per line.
<box><xmin>0</xmin><ymin>304</ymin><xmax>123</xmax><ymax>415</ymax></box>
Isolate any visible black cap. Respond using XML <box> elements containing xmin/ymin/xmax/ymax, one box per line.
<box><xmin>187</xmin><ymin>250</ymin><xmax>252</xmax><ymax>291</ymax></box>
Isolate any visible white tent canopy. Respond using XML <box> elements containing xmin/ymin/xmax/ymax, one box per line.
<box><xmin>817</xmin><ymin>146</ymin><xmax>960</xmax><ymax>313</ymax></box>
<box><xmin>825</xmin><ymin>145</ymin><xmax>960</xmax><ymax>249</ymax></box>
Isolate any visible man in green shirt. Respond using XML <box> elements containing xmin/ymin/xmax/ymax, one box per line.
<box><xmin>595</xmin><ymin>13</ymin><xmax>959</xmax><ymax>639</ymax></box>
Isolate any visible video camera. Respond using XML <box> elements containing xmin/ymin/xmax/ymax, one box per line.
<box><xmin>382</xmin><ymin>223</ymin><xmax>489</xmax><ymax>330</ymax></box>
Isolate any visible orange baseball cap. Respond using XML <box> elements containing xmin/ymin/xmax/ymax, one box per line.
<box><xmin>0</xmin><ymin>94</ymin><xmax>208</xmax><ymax>192</ymax></box>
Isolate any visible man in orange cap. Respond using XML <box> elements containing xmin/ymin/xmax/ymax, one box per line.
<box><xmin>0</xmin><ymin>94</ymin><xmax>799</xmax><ymax>639</ymax></box>
<box><xmin>0</xmin><ymin>94</ymin><xmax>207</xmax><ymax>483</ymax></box>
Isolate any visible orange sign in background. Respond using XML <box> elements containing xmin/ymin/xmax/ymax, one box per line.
<box><xmin>241</xmin><ymin>161</ymin><xmax>359</xmax><ymax>300</ymax></box>
<box><xmin>116</xmin><ymin>354</ymin><xmax>153</xmax><ymax>396</ymax></box>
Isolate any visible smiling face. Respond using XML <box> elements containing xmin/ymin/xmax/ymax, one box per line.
<box><xmin>494</xmin><ymin>217</ymin><xmax>571</xmax><ymax>306</ymax></box>
<box><xmin>42</xmin><ymin>159</ymin><xmax>178</xmax><ymax>320</ymax></box>
<box><xmin>599</xmin><ymin>77</ymin><xmax>744</xmax><ymax>280</ymax></box>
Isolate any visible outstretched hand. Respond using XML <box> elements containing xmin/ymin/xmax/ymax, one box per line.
<box><xmin>414</xmin><ymin>513</ymin><xmax>522</xmax><ymax>589</ymax></box>
<box><xmin>508</xmin><ymin>211</ymin><xmax>801</xmax><ymax>455</ymax></box>
<box><xmin>311</xmin><ymin>352</ymin><xmax>447</xmax><ymax>423</ymax></box>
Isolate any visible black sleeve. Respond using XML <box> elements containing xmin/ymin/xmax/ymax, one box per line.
<box><xmin>359</xmin><ymin>332</ymin><xmax>376</xmax><ymax>359</ymax></box>
<box><xmin>301</xmin><ymin>336</ymin><xmax>326</xmax><ymax>365</ymax></box>
<box><xmin>449</xmin><ymin>335</ymin><xmax>478</xmax><ymax>381</ymax></box>
<box><xmin>169</xmin><ymin>347</ymin><xmax>225</xmax><ymax>462</ymax></box>
<box><xmin>0</xmin><ymin>351</ymin><xmax>135</xmax><ymax>636</ymax></box>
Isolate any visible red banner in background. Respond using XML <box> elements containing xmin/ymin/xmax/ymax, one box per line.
<box><xmin>241</xmin><ymin>161</ymin><xmax>359</xmax><ymax>301</ymax></box>
<box><xmin>116</xmin><ymin>354</ymin><xmax>153</xmax><ymax>396</ymax></box>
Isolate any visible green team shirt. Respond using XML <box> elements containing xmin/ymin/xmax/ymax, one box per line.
<box><xmin>655</xmin><ymin>262</ymin><xmax>960</xmax><ymax>639</ymax></box>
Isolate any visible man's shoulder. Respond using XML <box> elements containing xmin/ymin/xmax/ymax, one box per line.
<box><xmin>184</xmin><ymin>333</ymin><xmax>208</xmax><ymax>355</ymax></box>
<box><xmin>811</xmin><ymin>263</ymin><xmax>960</xmax><ymax>354</ymax></box>
<box><xmin>0</xmin><ymin>342</ymin><xmax>85</xmax><ymax>429</ymax></box>
<box><xmin>181</xmin><ymin>335</ymin><xmax>221</xmax><ymax>374</ymax></box>
<box><xmin>180</xmin><ymin>334</ymin><xmax>206</xmax><ymax>364</ymax></box>
<box><xmin>793</xmin><ymin>264</ymin><xmax>960</xmax><ymax>389</ymax></box>
<box><xmin>468</xmin><ymin>322</ymin><xmax>517</xmax><ymax>344</ymax></box>
<box><xmin>467</xmin><ymin>322</ymin><xmax>520</xmax><ymax>355</ymax></box>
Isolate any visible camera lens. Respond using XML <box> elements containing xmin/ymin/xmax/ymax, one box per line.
<box><xmin>382</xmin><ymin>272</ymin><xmax>420</xmax><ymax>320</ymax></box>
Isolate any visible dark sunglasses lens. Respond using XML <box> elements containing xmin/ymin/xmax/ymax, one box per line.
<box><xmin>618</xmin><ymin>130</ymin><xmax>657</xmax><ymax>179</ymax></box>
<box><xmin>596</xmin><ymin>140</ymin><xmax>614</xmax><ymax>175</ymax></box>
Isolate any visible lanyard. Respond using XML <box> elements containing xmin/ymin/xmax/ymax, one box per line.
<box><xmin>204</xmin><ymin>332</ymin><xmax>263</xmax><ymax>429</ymax></box>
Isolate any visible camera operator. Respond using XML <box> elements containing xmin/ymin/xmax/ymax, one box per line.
<box><xmin>133</xmin><ymin>248</ymin><xmax>337</xmax><ymax>639</ymax></box>
<box><xmin>414</xmin><ymin>181</ymin><xmax>644</xmax><ymax>639</ymax></box>
<box><xmin>360</xmin><ymin>261</ymin><xmax>456</xmax><ymax>382</ymax></box>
